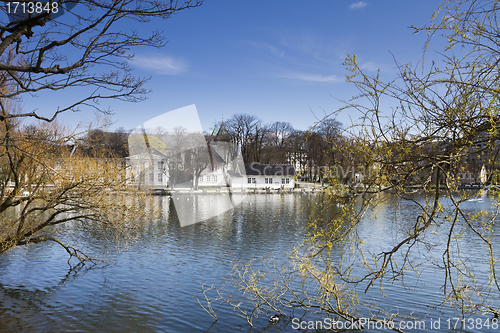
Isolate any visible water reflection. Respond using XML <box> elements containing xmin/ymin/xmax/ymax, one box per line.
<box><xmin>0</xmin><ymin>193</ymin><xmax>316</xmax><ymax>333</ymax></box>
<box><xmin>352</xmin><ymin>193</ymin><xmax>500</xmax><ymax>322</ymax></box>
<box><xmin>172</xmin><ymin>192</ymin><xmax>247</xmax><ymax>227</ymax></box>
<box><xmin>1</xmin><ymin>192</ymin><xmax>497</xmax><ymax>332</ymax></box>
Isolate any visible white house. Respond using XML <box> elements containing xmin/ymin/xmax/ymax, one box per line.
<box><xmin>229</xmin><ymin>163</ymin><xmax>295</xmax><ymax>190</ymax></box>
<box><xmin>126</xmin><ymin>123</ymin><xmax>295</xmax><ymax>191</ymax></box>
<box><xmin>196</xmin><ymin>122</ymin><xmax>239</xmax><ymax>188</ymax></box>
<box><xmin>196</xmin><ymin>145</ymin><xmax>227</xmax><ymax>187</ymax></box>
<box><xmin>126</xmin><ymin>148</ymin><xmax>168</xmax><ymax>188</ymax></box>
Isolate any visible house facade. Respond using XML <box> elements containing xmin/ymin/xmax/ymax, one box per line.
<box><xmin>126</xmin><ymin>148</ymin><xmax>169</xmax><ymax>188</ymax></box>
<box><xmin>228</xmin><ymin>163</ymin><xmax>295</xmax><ymax>189</ymax></box>
<box><xmin>195</xmin><ymin>122</ymin><xmax>234</xmax><ymax>188</ymax></box>
<box><xmin>196</xmin><ymin>145</ymin><xmax>227</xmax><ymax>188</ymax></box>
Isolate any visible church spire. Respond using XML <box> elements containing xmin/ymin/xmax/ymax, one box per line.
<box><xmin>211</xmin><ymin>120</ymin><xmax>219</xmax><ymax>136</ymax></box>
<box><xmin>215</xmin><ymin>120</ymin><xmax>230</xmax><ymax>141</ymax></box>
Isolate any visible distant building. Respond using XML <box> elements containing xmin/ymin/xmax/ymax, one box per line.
<box><xmin>196</xmin><ymin>145</ymin><xmax>227</xmax><ymax>188</ymax></box>
<box><xmin>196</xmin><ymin>121</ymin><xmax>235</xmax><ymax>188</ymax></box>
<box><xmin>126</xmin><ymin>121</ymin><xmax>244</xmax><ymax>190</ymax></box>
<box><xmin>229</xmin><ymin>163</ymin><xmax>295</xmax><ymax>189</ymax></box>
<box><xmin>126</xmin><ymin>148</ymin><xmax>169</xmax><ymax>188</ymax></box>
<box><xmin>126</xmin><ymin>123</ymin><xmax>299</xmax><ymax>191</ymax></box>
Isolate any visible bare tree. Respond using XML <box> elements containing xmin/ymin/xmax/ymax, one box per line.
<box><xmin>0</xmin><ymin>0</ymin><xmax>203</xmax><ymax>121</ymax></box>
<box><xmin>0</xmin><ymin>0</ymin><xmax>203</xmax><ymax>260</ymax></box>
<box><xmin>260</xmin><ymin>121</ymin><xmax>291</xmax><ymax>164</ymax></box>
<box><xmin>316</xmin><ymin>118</ymin><xmax>343</xmax><ymax>166</ymax></box>
<box><xmin>0</xmin><ymin>118</ymin><xmax>153</xmax><ymax>262</ymax></box>
<box><xmin>297</xmin><ymin>0</ymin><xmax>500</xmax><ymax>323</ymax></box>
<box><xmin>203</xmin><ymin>1</ymin><xmax>500</xmax><ymax>330</ymax></box>
<box><xmin>287</xmin><ymin>129</ymin><xmax>307</xmax><ymax>174</ymax></box>
<box><xmin>225</xmin><ymin>114</ymin><xmax>262</xmax><ymax>163</ymax></box>
<box><xmin>186</xmin><ymin>132</ymin><xmax>210</xmax><ymax>190</ymax></box>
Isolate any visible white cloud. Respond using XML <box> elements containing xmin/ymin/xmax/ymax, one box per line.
<box><xmin>242</xmin><ymin>31</ymin><xmax>348</xmax><ymax>83</ymax></box>
<box><xmin>131</xmin><ymin>55</ymin><xmax>188</xmax><ymax>75</ymax></box>
<box><xmin>350</xmin><ymin>1</ymin><xmax>367</xmax><ymax>9</ymax></box>
<box><xmin>359</xmin><ymin>61</ymin><xmax>380</xmax><ymax>72</ymax></box>
<box><xmin>244</xmin><ymin>41</ymin><xmax>285</xmax><ymax>58</ymax></box>
<box><xmin>280</xmin><ymin>71</ymin><xmax>341</xmax><ymax>83</ymax></box>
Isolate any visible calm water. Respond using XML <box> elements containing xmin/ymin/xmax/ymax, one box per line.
<box><xmin>0</xmin><ymin>193</ymin><xmax>499</xmax><ymax>332</ymax></box>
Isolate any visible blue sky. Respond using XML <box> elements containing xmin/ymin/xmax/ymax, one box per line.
<box><xmin>23</xmin><ymin>1</ymin><xmax>446</xmax><ymax>133</ymax></box>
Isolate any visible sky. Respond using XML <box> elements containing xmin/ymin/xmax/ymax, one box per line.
<box><xmin>21</xmin><ymin>1</ymin><xmax>447</xmax><ymax>134</ymax></box>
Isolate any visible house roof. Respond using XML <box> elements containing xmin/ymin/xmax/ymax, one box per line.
<box><xmin>207</xmin><ymin>145</ymin><xmax>226</xmax><ymax>165</ymax></box>
<box><xmin>211</xmin><ymin>124</ymin><xmax>218</xmax><ymax>136</ymax></box>
<box><xmin>211</xmin><ymin>122</ymin><xmax>230</xmax><ymax>142</ymax></box>
<box><xmin>244</xmin><ymin>163</ymin><xmax>296</xmax><ymax>176</ymax></box>
<box><xmin>217</xmin><ymin>122</ymin><xmax>229</xmax><ymax>137</ymax></box>
<box><xmin>150</xmin><ymin>148</ymin><xmax>167</xmax><ymax>158</ymax></box>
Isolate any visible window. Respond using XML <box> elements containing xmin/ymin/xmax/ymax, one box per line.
<box><xmin>213</xmin><ymin>175</ymin><xmax>218</xmax><ymax>183</ymax></box>
<box><xmin>199</xmin><ymin>176</ymin><xmax>203</xmax><ymax>183</ymax></box>
<box><xmin>150</xmin><ymin>173</ymin><xmax>154</xmax><ymax>183</ymax></box>
<box><xmin>248</xmin><ymin>178</ymin><xmax>252</xmax><ymax>184</ymax></box>
<box><xmin>265</xmin><ymin>177</ymin><xmax>272</xmax><ymax>184</ymax></box>
<box><xmin>252</xmin><ymin>178</ymin><xmax>256</xmax><ymax>184</ymax></box>
<box><xmin>281</xmin><ymin>178</ymin><xmax>291</xmax><ymax>184</ymax></box>
<box><xmin>158</xmin><ymin>173</ymin><xmax>162</xmax><ymax>182</ymax></box>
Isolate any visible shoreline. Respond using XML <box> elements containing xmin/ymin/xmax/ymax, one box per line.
<box><xmin>151</xmin><ymin>187</ymin><xmax>322</xmax><ymax>195</ymax></box>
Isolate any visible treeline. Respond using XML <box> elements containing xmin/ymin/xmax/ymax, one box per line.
<box><xmin>219</xmin><ymin>114</ymin><xmax>350</xmax><ymax>182</ymax></box>
<box><xmin>80</xmin><ymin>114</ymin><xmax>352</xmax><ymax>182</ymax></box>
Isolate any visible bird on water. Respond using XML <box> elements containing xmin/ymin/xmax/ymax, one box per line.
<box><xmin>269</xmin><ymin>314</ymin><xmax>280</xmax><ymax>323</ymax></box>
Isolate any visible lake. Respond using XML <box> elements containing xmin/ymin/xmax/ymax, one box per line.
<box><xmin>0</xmin><ymin>192</ymin><xmax>499</xmax><ymax>332</ymax></box>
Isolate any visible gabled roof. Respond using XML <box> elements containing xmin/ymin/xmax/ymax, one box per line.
<box><xmin>244</xmin><ymin>163</ymin><xmax>296</xmax><ymax>176</ymax></box>
<box><xmin>212</xmin><ymin>121</ymin><xmax>230</xmax><ymax>142</ymax></box>
<box><xmin>150</xmin><ymin>147</ymin><xmax>167</xmax><ymax>158</ymax></box>
<box><xmin>211</xmin><ymin>125</ymin><xmax>218</xmax><ymax>136</ymax></box>
<box><xmin>207</xmin><ymin>145</ymin><xmax>226</xmax><ymax>165</ymax></box>
<box><xmin>217</xmin><ymin>122</ymin><xmax>229</xmax><ymax>137</ymax></box>
<box><xmin>127</xmin><ymin>147</ymin><xmax>166</xmax><ymax>159</ymax></box>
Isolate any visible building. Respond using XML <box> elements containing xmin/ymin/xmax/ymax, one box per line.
<box><xmin>126</xmin><ymin>148</ymin><xmax>169</xmax><ymax>188</ymax></box>
<box><xmin>126</xmin><ymin>122</ymin><xmax>296</xmax><ymax>191</ymax></box>
<box><xmin>196</xmin><ymin>121</ymin><xmax>239</xmax><ymax>188</ymax></box>
<box><xmin>195</xmin><ymin>145</ymin><xmax>227</xmax><ymax>188</ymax></box>
<box><xmin>228</xmin><ymin>163</ymin><xmax>295</xmax><ymax>189</ymax></box>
